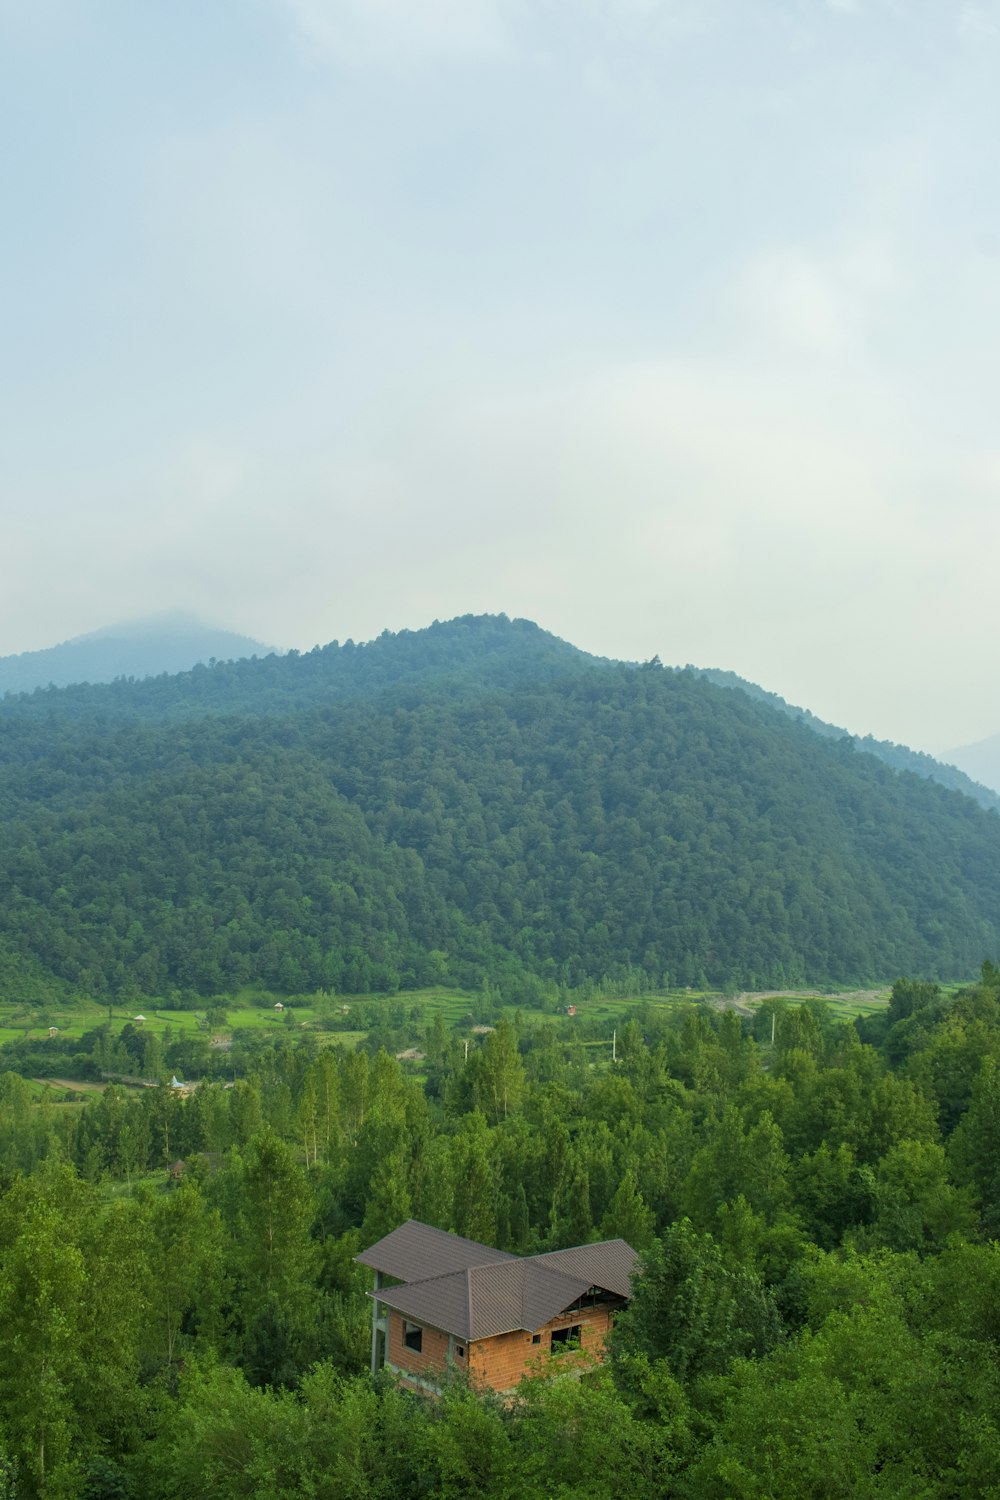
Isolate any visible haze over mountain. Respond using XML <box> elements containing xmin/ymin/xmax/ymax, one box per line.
<box><xmin>945</xmin><ymin>734</ymin><xmax>1000</xmax><ymax>800</ymax></box>
<box><xmin>697</xmin><ymin>669</ymin><xmax>1000</xmax><ymax>817</ymax></box>
<box><xmin>0</xmin><ymin>612</ymin><xmax>275</xmax><ymax>697</ymax></box>
<box><xmin>3</xmin><ymin>610</ymin><xmax>991</xmax><ymax>812</ymax></box>
<box><xmin>1</xmin><ymin>614</ymin><xmax>998</xmax><ymax>1001</ymax></box>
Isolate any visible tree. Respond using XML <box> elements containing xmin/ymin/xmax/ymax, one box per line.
<box><xmin>600</xmin><ymin>1169</ymin><xmax>655</xmax><ymax>1251</ymax></box>
<box><xmin>475</xmin><ymin>1020</ymin><xmax>525</xmax><ymax>1124</ymax></box>
<box><xmin>950</xmin><ymin>1055</ymin><xmax>1000</xmax><ymax>1232</ymax></box>
<box><xmin>142</xmin><ymin>1182</ymin><xmax>227</xmax><ymax>1370</ymax></box>
<box><xmin>0</xmin><ymin>1180</ymin><xmax>86</xmax><ymax>1494</ymax></box>
<box><xmin>611</xmin><ymin>1220</ymin><xmax>782</xmax><ymax>1387</ymax></box>
<box><xmin>235</xmin><ymin>1131</ymin><xmax>322</xmax><ymax>1385</ymax></box>
<box><xmin>451</xmin><ymin>1112</ymin><xmax>497</xmax><ymax>1246</ymax></box>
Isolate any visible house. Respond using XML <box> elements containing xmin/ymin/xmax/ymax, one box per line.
<box><xmin>356</xmin><ymin>1220</ymin><xmax>637</xmax><ymax>1395</ymax></box>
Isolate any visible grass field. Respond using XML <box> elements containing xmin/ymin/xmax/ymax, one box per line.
<box><xmin>226</xmin><ymin>1005</ymin><xmax>317</xmax><ymax>1030</ymax></box>
<box><xmin>0</xmin><ymin>979</ymin><xmax>973</xmax><ymax>1072</ymax></box>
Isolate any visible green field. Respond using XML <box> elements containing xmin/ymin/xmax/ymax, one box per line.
<box><xmin>0</xmin><ymin>980</ymin><xmax>968</xmax><ymax>1083</ymax></box>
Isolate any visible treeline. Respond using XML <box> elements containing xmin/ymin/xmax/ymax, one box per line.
<box><xmin>3</xmin><ymin>662</ymin><xmax>1000</xmax><ymax>997</ymax></box>
<box><xmin>6</xmin><ymin>971</ymin><xmax>1000</xmax><ymax>1493</ymax></box>
<box><xmin>697</xmin><ymin>665</ymin><xmax>1000</xmax><ymax>813</ymax></box>
<box><xmin>0</xmin><ymin>614</ymin><xmax>601</xmax><ymax>725</ymax></box>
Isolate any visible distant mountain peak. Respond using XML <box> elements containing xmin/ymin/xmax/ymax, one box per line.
<box><xmin>945</xmin><ymin>730</ymin><xmax>1000</xmax><ymax>799</ymax></box>
<box><xmin>0</xmin><ymin>613</ymin><xmax>276</xmax><ymax>697</ymax></box>
<box><xmin>73</xmin><ymin>610</ymin><xmax>254</xmax><ymax>644</ymax></box>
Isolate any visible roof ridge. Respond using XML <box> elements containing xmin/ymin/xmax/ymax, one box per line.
<box><xmin>532</xmin><ymin>1237</ymin><xmax>631</xmax><ymax>1260</ymax></box>
<box><xmin>401</xmin><ymin>1257</ymin><xmax>516</xmax><ymax>1289</ymax></box>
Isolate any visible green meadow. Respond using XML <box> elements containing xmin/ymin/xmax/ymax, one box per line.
<box><xmin>0</xmin><ymin>982</ymin><xmax>925</xmax><ymax>1092</ymax></box>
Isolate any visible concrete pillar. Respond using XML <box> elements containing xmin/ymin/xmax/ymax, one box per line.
<box><xmin>370</xmin><ymin>1270</ymin><xmax>382</xmax><ymax>1376</ymax></box>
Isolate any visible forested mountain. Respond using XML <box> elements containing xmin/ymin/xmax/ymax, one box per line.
<box><xmin>2</xmin><ymin>618</ymin><xmax>1000</xmax><ymax>997</ymax></box>
<box><xmin>698</xmin><ymin>666</ymin><xmax>1000</xmax><ymax>814</ymax></box>
<box><xmin>0</xmin><ymin>614</ymin><xmax>607</xmax><ymax>723</ymax></box>
<box><xmin>0</xmin><ymin>611</ymin><xmax>273</xmax><ymax>698</ymax></box>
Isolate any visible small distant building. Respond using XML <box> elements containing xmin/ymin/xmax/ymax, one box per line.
<box><xmin>47</xmin><ymin>1026</ymin><xmax>60</xmax><ymax>1038</ymax></box>
<box><xmin>168</xmin><ymin>1160</ymin><xmax>186</xmax><ymax>1183</ymax></box>
<box><xmin>471</xmin><ymin>1024</ymin><xmax>495</xmax><ymax>1035</ymax></box>
<box><xmin>566</xmin><ymin>1005</ymin><xmax>577</xmax><ymax>1016</ymax></box>
<box><xmin>341</xmin><ymin>1005</ymin><xmax>350</xmax><ymax>1015</ymax></box>
<box><xmin>133</xmin><ymin>1015</ymin><xmax>146</xmax><ymax>1023</ymax></box>
<box><xmin>357</xmin><ymin>1220</ymin><xmax>637</xmax><ymax>1396</ymax></box>
<box><xmin>274</xmin><ymin>1002</ymin><xmax>285</xmax><ymax>1013</ymax></box>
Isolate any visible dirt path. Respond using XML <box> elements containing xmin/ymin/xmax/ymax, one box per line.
<box><xmin>710</xmin><ymin>988</ymin><xmax>889</xmax><ymax>1017</ymax></box>
<box><xmin>33</xmin><ymin>1076</ymin><xmax>106</xmax><ymax>1093</ymax></box>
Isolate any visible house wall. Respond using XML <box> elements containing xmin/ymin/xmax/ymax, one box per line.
<box><xmin>386</xmin><ymin>1310</ymin><xmax>452</xmax><ymax>1387</ymax></box>
<box><xmin>387</xmin><ymin>1302</ymin><xmax>619</xmax><ymax>1394</ymax></box>
<box><xmin>468</xmin><ymin>1303</ymin><xmax>617</xmax><ymax>1393</ymax></box>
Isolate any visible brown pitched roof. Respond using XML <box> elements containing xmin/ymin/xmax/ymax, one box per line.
<box><xmin>355</xmin><ymin>1219</ymin><xmax>517</xmax><ymax>1282</ymax></box>
<box><xmin>374</xmin><ymin>1258</ymin><xmax>596</xmax><ymax>1341</ymax></box>
<box><xmin>533</xmin><ymin>1239</ymin><xmax>637</xmax><ymax>1300</ymax></box>
<box><xmin>357</xmin><ymin>1222</ymin><xmax>638</xmax><ymax>1341</ymax></box>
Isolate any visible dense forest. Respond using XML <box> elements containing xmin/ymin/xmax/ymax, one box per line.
<box><xmin>5</xmin><ymin>971</ymin><xmax>1000</xmax><ymax>1495</ymax></box>
<box><xmin>4</xmin><ymin>616</ymin><xmax>1000</xmax><ymax>1495</ymax></box>
<box><xmin>1</xmin><ymin>617</ymin><xmax>999</xmax><ymax>994</ymax></box>
<box><xmin>0</xmin><ymin>615</ymin><xmax>606</xmax><ymax>724</ymax></box>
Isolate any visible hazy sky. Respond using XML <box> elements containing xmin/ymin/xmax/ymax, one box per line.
<box><xmin>3</xmin><ymin>0</ymin><xmax>999</xmax><ymax>751</ymax></box>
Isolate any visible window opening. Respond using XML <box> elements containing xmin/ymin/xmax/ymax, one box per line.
<box><xmin>567</xmin><ymin>1287</ymin><xmax>606</xmax><ymax>1311</ymax></box>
<box><xmin>550</xmin><ymin>1325</ymin><xmax>582</xmax><ymax>1348</ymax></box>
<box><xmin>403</xmin><ymin>1321</ymin><xmax>423</xmax><ymax>1353</ymax></box>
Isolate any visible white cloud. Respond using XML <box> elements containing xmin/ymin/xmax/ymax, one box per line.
<box><xmin>275</xmin><ymin>0</ymin><xmax>512</xmax><ymax>66</ymax></box>
<box><xmin>737</xmin><ymin>243</ymin><xmax>902</xmax><ymax>359</ymax></box>
<box><xmin>958</xmin><ymin>3</ymin><xmax>1000</xmax><ymax>41</ymax></box>
<box><xmin>271</xmin><ymin>0</ymin><xmax>725</xmax><ymax>70</ymax></box>
<box><xmin>246</xmin><ymin>347</ymin><xmax>995</xmax><ymax>746</ymax></box>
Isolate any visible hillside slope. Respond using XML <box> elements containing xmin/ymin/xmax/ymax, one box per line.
<box><xmin>698</xmin><ymin>667</ymin><xmax>1000</xmax><ymax>814</ymax></box>
<box><xmin>1</xmin><ymin>644</ymin><xmax>998</xmax><ymax>997</ymax></box>
<box><xmin>0</xmin><ymin>614</ymin><xmax>606</xmax><ymax>723</ymax></box>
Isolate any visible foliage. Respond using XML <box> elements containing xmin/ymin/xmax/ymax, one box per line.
<box><xmin>1</xmin><ymin>618</ymin><xmax>999</xmax><ymax>1001</ymax></box>
<box><xmin>3</xmin><ymin>826</ymin><xmax>1000</xmax><ymax>1496</ymax></box>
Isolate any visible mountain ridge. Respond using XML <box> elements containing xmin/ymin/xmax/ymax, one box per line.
<box><xmin>695</xmin><ymin>666</ymin><xmax>1000</xmax><ymax>815</ymax></box>
<box><xmin>1</xmin><ymin>615</ymin><xmax>998</xmax><ymax>998</ymax></box>
<box><xmin>3</xmin><ymin>610</ymin><xmax>989</xmax><ymax>817</ymax></box>
<box><xmin>945</xmin><ymin>730</ymin><xmax>1000</xmax><ymax>800</ymax></box>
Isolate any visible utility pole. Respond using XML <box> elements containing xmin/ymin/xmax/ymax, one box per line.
<box><xmin>612</xmin><ymin>1029</ymin><xmax>617</xmax><ymax>1063</ymax></box>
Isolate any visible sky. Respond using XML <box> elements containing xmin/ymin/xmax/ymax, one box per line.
<box><xmin>2</xmin><ymin>0</ymin><xmax>999</xmax><ymax>753</ymax></box>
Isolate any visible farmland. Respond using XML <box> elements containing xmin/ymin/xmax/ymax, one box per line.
<box><xmin>0</xmin><ymin>982</ymin><xmax>898</xmax><ymax>1092</ymax></box>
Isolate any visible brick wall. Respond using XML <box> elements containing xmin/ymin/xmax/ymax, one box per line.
<box><xmin>468</xmin><ymin>1304</ymin><xmax>616</xmax><ymax>1393</ymax></box>
<box><xmin>387</xmin><ymin>1310</ymin><xmax>452</xmax><ymax>1384</ymax></box>
<box><xmin>387</xmin><ymin>1302</ymin><xmax>618</xmax><ymax>1395</ymax></box>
